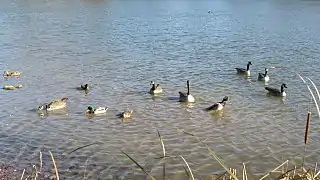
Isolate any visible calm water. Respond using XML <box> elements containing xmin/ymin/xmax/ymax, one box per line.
<box><xmin>1</xmin><ymin>0</ymin><xmax>320</xmax><ymax>179</ymax></box>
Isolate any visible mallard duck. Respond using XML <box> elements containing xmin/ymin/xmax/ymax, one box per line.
<box><xmin>3</xmin><ymin>85</ymin><xmax>23</xmax><ymax>90</ymax></box>
<box><xmin>235</xmin><ymin>61</ymin><xmax>252</xmax><ymax>76</ymax></box>
<box><xmin>86</xmin><ymin>106</ymin><xmax>108</xmax><ymax>114</ymax></box>
<box><xmin>38</xmin><ymin>97</ymin><xmax>68</xmax><ymax>111</ymax></box>
<box><xmin>149</xmin><ymin>81</ymin><xmax>163</xmax><ymax>94</ymax></box>
<box><xmin>3</xmin><ymin>71</ymin><xmax>21</xmax><ymax>77</ymax></box>
<box><xmin>179</xmin><ymin>80</ymin><xmax>195</xmax><ymax>103</ymax></box>
<box><xmin>265</xmin><ymin>83</ymin><xmax>287</xmax><ymax>97</ymax></box>
<box><xmin>205</xmin><ymin>96</ymin><xmax>229</xmax><ymax>112</ymax></box>
<box><xmin>117</xmin><ymin>108</ymin><xmax>133</xmax><ymax>119</ymax></box>
<box><xmin>258</xmin><ymin>68</ymin><xmax>269</xmax><ymax>82</ymax></box>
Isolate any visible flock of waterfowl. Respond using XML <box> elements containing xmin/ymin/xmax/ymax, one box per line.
<box><xmin>2</xmin><ymin>61</ymin><xmax>287</xmax><ymax>119</ymax></box>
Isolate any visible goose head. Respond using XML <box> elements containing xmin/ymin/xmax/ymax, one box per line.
<box><xmin>222</xmin><ymin>96</ymin><xmax>229</xmax><ymax>102</ymax></box>
<box><xmin>38</xmin><ymin>104</ymin><xmax>48</xmax><ymax>111</ymax></box>
<box><xmin>150</xmin><ymin>81</ymin><xmax>155</xmax><ymax>85</ymax></box>
<box><xmin>264</xmin><ymin>68</ymin><xmax>269</xmax><ymax>75</ymax></box>
<box><xmin>82</xmin><ymin>84</ymin><xmax>89</xmax><ymax>90</ymax></box>
<box><xmin>281</xmin><ymin>83</ymin><xmax>287</xmax><ymax>89</ymax></box>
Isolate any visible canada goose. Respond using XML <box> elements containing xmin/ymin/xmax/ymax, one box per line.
<box><xmin>38</xmin><ymin>98</ymin><xmax>68</xmax><ymax>111</ymax></box>
<box><xmin>117</xmin><ymin>108</ymin><xmax>133</xmax><ymax>119</ymax></box>
<box><xmin>205</xmin><ymin>96</ymin><xmax>229</xmax><ymax>112</ymax></box>
<box><xmin>149</xmin><ymin>81</ymin><xmax>163</xmax><ymax>94</ymax></box>
<box><xmin>258</xmin><ymin>68</ymin><xmax>269</xmax><ymax>82</ymax></box>
<box><xmin>235</xmin><ymin>61</ymin><xmax>252</xmax><ymax>76</ymax></box>
<box><xmin>3</xmin><ymin>85</ymin><xmax>23</xmax><ymax>90</ymax></box>
<box><xmin>265</xmin><ymin>83</ymin><xmax>287</xmax><ymax>97</ymax></box>
<box><xmin>80</xmin><ymin>84</ymin><xmax>89</xmax><ymax>91</ymax></box>
<box><xmin>3</xmin><ymin>71</ymin><xmax>21</xmax><ymax>77</ymax></box>
<box><xmin>86</xmin><ymin>106</ymin><xmax>108</xmax><ymax>114</ymax></box>
<box><xmin>179</xmin><ymin>80</ymin><xmax>195</xmax><ymax>103</ymax></box>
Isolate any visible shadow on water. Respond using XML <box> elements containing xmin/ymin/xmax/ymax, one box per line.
<box><xmin>34</xmin><ymin>108</ymin><xmax>69</xmax><ymax>118</ymax></box>
<box><xmin>265</xmin><ymin>94</ymin><xmax>287</xmax><ymax>104</ymax></box>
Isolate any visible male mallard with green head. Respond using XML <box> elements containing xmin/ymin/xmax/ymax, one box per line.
<box><xmin>86</xmin><ymin>106</ymin><xmax>108</xmax><ymax>114</ymax></box>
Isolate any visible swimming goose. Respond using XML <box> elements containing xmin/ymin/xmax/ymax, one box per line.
<box><xmin>3</xmin><ymin>71</ymin><xmax>21</xmax><ymax>77</ymax></box>
<box><xmin>265</xmin><ymin>83</ymin><xmax>287</xmax><ymax>97</ymax></box>
<box><xmin>205</xmin><ymin>96</ymin><xmax>229</xmax><ymax>112</ymax></box>
<box><xmin>38</xmin><ymin>97</ymin><xmax>68</xmax><ymax>111</ymax></box>
<box><xmin>80</xmin><ymin>84</ymin><xmax>89</xmax><ymax>91</ymax></box>
<box><xmin>149</xmin><ymin>81</ymin><xmax>163</xmax><ymax>94</ymax></box>
<box><xmin>179</xmin><ymin>80</ymin><xmax>195</xmax><ymax>103</ymax></box>
<box><xmin>117</xmin><ymin>108</ymin><xmax>133</xmax><ymax>119</ymax></box>
<box><xmin>258</xmin><ymin>68</ymin><xmax>269</xmax><ymax>82</ymax></box>
<box><xmin>3</xmin><ymin>85</ymin><xmax>23</xmax><ymax>90</ymax></box>
<box><xmin>235</xmin><ymin>61</ymin><xmax>252</xmax><ymax>76</ymax></box>
<box><xmin>86</xmin><ymin>106</ymin><xmax>108</xmax><ymax>114</ymax></box>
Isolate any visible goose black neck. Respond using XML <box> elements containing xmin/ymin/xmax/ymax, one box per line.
<box><xmin>187</xmin><ymin>81</ymin><xmax>190</xmax><ymax>95</ymax></box>
<box><xmin>264</xmin><ymin>70</ymin><xmax>268</xmax><ymax>76</ymax></box>
<box><xmin>246</xmin><ymin>63</ymin><xmax>250</xmax><ymax>71</ymax></box>
<box><xmin>281</xmin><ymin>85</ymin><xmax>284</xmax><ymax>93</ymax></box>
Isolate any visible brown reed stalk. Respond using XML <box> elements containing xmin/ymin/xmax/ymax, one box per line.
<box><xmin>20</xmin><ymin>169</ymin><xmax>25</xmax><ymax>180</ymax></box>
<box><xmin>49</xmin><ymin>151</ymin><xmax>60</xmax><ymax>180</ymax></box>
<box><xmin>156</xmin><ymin>129</ymin><xmax>166</xmax><ymax>180</ymax></box>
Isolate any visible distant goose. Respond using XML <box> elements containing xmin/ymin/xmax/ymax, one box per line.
<box><xmin>149</xmin><ymin>81</ymin><xmax>163</xmax><ymax>94</ymax></box>
<box><xmin>205</xmin><ymin>96</ymin><xmax>229</xmax><ymax>112</ymax></box>
<box><xmin>80</xmin><ymin>84</ymin><xmax>89</xmax><ymax>91</ymax></box>
<box><xmin>3</xmin><ymin>71</ymin><xmax>21</xmax><ymax>77</ymax></box>
<box><xmin>235</xmin><ymin>61</ymin><xmax>252</xmax><ymax>76</ymax></box>
<box><xmin>258</xmin><ymin>68</ymin><xmax>269</xmax><ymax>82</ymax></box>
<box><xmin>3</xmin><ymin>85</ymin><xmax>23</xmax><ymax>90</ymax></box>
<box><xmin>86</xmin><ymin>106</ymin><xmax>108</xmax><ymax>115</ymax></box>
<box><xmin>265</xmin><ymin>83</ymin><xmax>287</xmax><ymax>97</ymax></box>
<box><xmin>179</xmin><ymin>80</ymin><xmax>195</xmax><ymax>103</ymax></box>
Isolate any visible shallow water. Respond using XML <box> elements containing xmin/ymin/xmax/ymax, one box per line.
<box><xmin>1</xmin><ymin>0</ymin><xmax>320</xmax><ymax>179</ymax></box>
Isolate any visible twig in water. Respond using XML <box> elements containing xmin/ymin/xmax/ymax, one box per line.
<box><xmin>67</xmin><ymin>142</ymin><xmax>98</xmax><ymax>155</ymax></box>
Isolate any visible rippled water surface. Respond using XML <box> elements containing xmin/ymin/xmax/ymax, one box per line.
<box><xmin>1</xmin><ymin>0</ymin><xmax>320</xmax><ymax>179</ymax></box>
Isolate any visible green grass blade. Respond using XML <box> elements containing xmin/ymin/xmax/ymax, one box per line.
<box><xmin>121</xmin><ymin>151</ymin><xmax>156</xmax><ymax>180</ymax></box>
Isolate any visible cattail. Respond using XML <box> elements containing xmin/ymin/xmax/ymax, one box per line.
<box><xmin>304</xmin><ymin>111</ymin><xmax>311</xmax><ymax>145</ymax></box>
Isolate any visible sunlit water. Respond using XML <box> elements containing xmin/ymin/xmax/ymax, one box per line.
<box><xmin>0</xmin><ymin>0</ymin><xmax>320</xmax><ymax>179</ymax></box>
